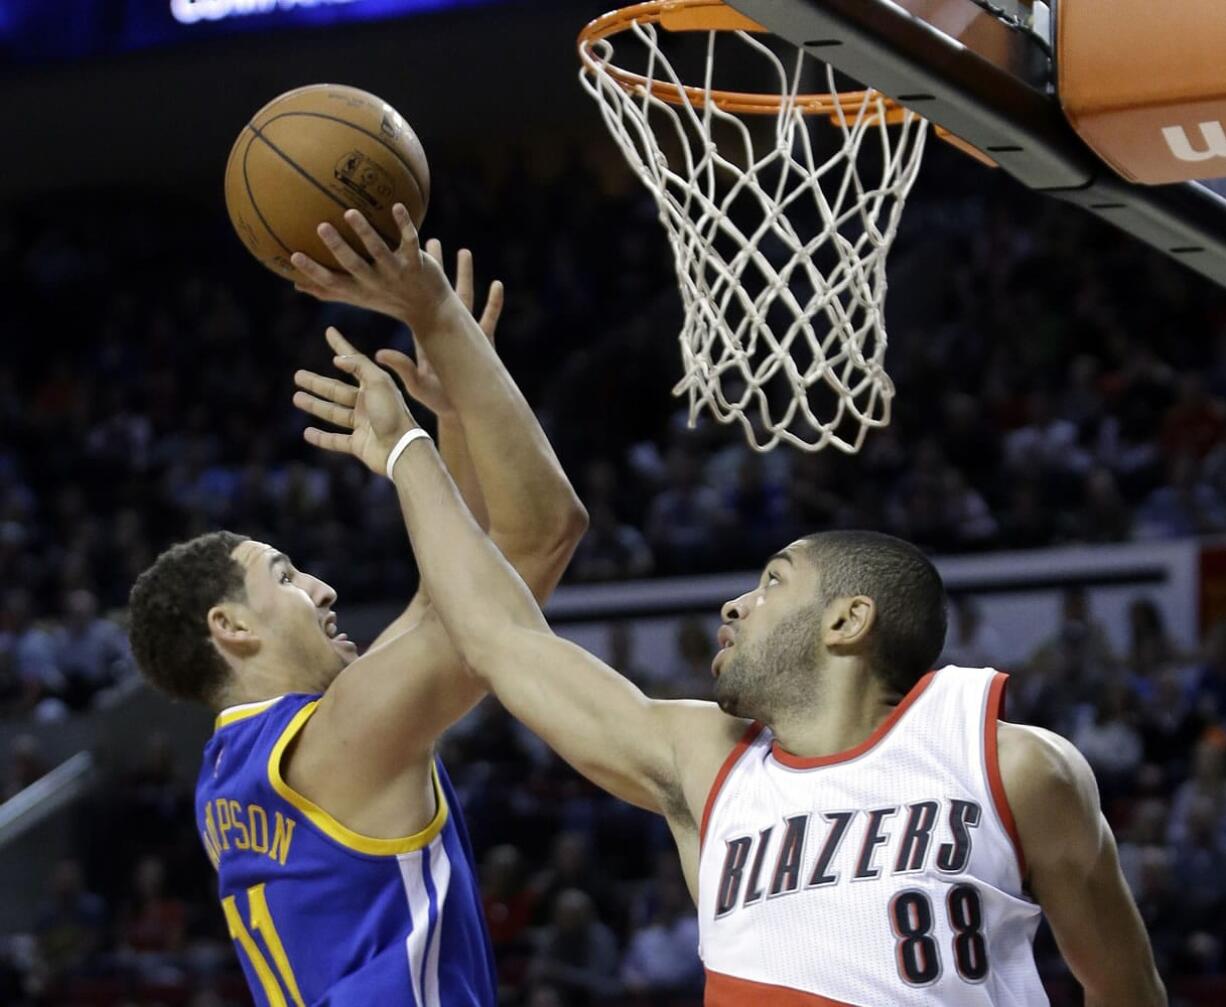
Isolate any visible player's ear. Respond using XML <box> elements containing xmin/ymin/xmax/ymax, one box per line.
<box><xmin>208</xmin><ymin>603</ymin><xmax>260</xmax><ymax>657</ymax></box>
<box><xmin>823</xmin><ymin>595</ymin><xmax>875</xmax><ymax>649</ymax></box>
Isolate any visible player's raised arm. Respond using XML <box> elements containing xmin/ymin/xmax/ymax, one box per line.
<box><xmin>293</xmin><ymin>205</ymin><xmax>585</xmax><ymax>598</ymax></box>
<box><xmin>301</xmin><ymin>324</ymin><xmax>730</xmax><ymax>819</ymax></box>
<box><xmin>290</xmin><ymin>208</ymin><xmax>586</xmax><ymax>758</ymax></box>
<box><xmin>999</xmin><ymin>723</ymin><xmax>1167</xmax><ymax>1007</ymax></box>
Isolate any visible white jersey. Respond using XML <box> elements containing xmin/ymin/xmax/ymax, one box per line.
<box><xmin>697</xmin><ymin>666</ymin><xmax>1046</xmax><ymax>1007</ymax></box>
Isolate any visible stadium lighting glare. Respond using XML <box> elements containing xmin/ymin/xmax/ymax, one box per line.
<box><xmin>170</xmin><ymin>0</ymin><xmax>364</xmax><ymax>25</ymax></box>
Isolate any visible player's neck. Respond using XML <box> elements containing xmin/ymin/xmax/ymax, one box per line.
<box><xmin>769</xmin><ymin>666</ymin><xmax>900</xmax><ymax>760</ymax></box>
<box><xmin>218</xmin><ymin>653</ymin><xmax>306</xmax><ymax>710</ymax></box>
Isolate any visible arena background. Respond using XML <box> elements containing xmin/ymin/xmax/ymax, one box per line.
<box><xmin>1</xmin><ymin>1</ymin><xmax>1225</xmax><ymax>1003</ymax></box>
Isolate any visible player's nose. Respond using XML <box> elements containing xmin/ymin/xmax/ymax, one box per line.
<box><xmin>306</xmin><ymin>574</ymin><xmax>337</xmax><ymax>610</ymax></box>
<box><xmin>721</xmin><ymin>594</ymin><xmax>748</xmax><ymax>623</ymax></box>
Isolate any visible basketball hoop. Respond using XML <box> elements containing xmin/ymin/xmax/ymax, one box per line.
<box><xmin>578</xmin><ymin>0</ymin><xmax>930</xmax><ymax>453</ymax></box>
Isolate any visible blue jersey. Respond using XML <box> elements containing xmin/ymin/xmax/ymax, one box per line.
<box><xmin>194</xmin><ymin>693</ymin><xmax>496</xmax><ymax>1006</ymax></box>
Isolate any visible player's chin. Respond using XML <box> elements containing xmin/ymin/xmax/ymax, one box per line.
<box><xmin>712</xmin><ymin>673</ymin><xmax>742</xmax><ymax>716</ymax></box>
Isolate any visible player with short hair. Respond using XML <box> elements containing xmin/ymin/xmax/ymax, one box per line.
<box><xmin>294</xmin><ymin>218</ymin><xmax>1166</xmax><ymax>1006</ymax></box>
<box><xmin>128</xmin><ymin>206</ymin><xmax>587</xmax><ymax>1005</ymax></box>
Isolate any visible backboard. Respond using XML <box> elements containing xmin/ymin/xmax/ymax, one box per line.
<box><xmin>727</xmin><ymin>0</ymin><xmax>1226</xmax><ymax>287</ymax></box>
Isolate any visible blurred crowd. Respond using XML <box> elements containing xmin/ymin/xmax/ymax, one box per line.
<box><xmin>0</xmin><ymin>136</ymin><xmax>1225</xmax><ymax>1003</ymax></box>
<box><xmin>1</xmin><ymin>142</ymin><xmax>1226</xmax><ymax>626</ymax></box>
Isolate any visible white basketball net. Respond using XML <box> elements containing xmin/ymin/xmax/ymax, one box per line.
<box><xmin>580</xmin><ymin>17</ymin><xmax>929</xmax><ymax>453</ymax></box>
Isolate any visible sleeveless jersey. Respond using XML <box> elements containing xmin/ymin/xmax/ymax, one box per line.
<box><xmin>194</xmin><ymin>693</ymin><xmax>496</xmax><ymax>1007</ymax></box>
<box><xmin>697</xmin><ymin>666</ymin><xmax>1046</xmax><ymax>1007</ymax></box>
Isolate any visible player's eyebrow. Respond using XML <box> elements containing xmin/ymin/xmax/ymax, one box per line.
<box><xmin>267</xmin><ymin>551</ymin><xmax>291</xmax><ymax>573</ymax></box>
<box><xmin>766</xmin><ymin>551</ymin><xmax>795</xmax><ymax>567</ymax></box>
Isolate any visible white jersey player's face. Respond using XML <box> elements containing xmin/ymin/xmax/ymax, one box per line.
<box><xmin>713</xmin><ymin>538</ymin><xmax>880</xmax><ymax>723</ymax></box>
<box><xmin>211</xmin><ymin>540</ymin><xmax>358</xmax><ymax>696</ymax></box>
<box><xmin>713</xmin><ymin>541</ymin><xmax>823</xmax><ymax>720</ymax></box>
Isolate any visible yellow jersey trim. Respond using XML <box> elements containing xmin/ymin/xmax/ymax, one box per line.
<box><xmin>266</xmin><ymin>700</ymin><xmax>449</xmax><ymax>855</ymax></box>
<box><xmin>214</xmin><ymin>697</ymin><xmax>283</xmax><ymax>732</ymax></box>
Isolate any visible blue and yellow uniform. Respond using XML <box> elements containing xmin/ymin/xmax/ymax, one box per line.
<box><xmin>194</xmin><ymin>693</ymin><xmax>496</xmax><ymax>1006</ymax></box>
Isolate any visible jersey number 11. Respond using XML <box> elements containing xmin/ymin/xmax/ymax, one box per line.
<box><xmin>221</xmin><ymin>883</ymin><xmax>306</xmax><ymax>1006</ymax></box>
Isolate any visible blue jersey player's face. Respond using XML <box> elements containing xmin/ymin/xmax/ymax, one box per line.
<box><xmin>225</xmin><ymin>540</ymin><xmax>359</xmax><ymax>694</ymax></box>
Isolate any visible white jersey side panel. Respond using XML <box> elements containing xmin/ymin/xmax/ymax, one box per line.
<box><xmin>697</xmin><ymin>666</ymin><xmax>1047</xmax><ymax>1007</ymax></box>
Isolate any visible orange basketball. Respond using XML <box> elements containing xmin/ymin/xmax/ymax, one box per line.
<box><xmin>224</xmin><ymin>83</ymin><xmax>430</xmax><ymax>280</ymax></box>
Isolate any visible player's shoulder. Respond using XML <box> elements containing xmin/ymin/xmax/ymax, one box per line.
<box><xmin>997</xmin><ymin>721</ymin><xmax>1101</xmax><ymax>863</ymax></box>
<box><xmin>997</xmin><ymin>721</ymin><xmax>1094</xmax><ymax>793</ymax></box>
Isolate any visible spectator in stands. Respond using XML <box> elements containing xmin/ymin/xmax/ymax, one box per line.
<box><xmin>721</xmin><ymin>451</ymin><xmax>789</xmax><ymax>568</ymax></box>
<box><xmin>1171</xmin><ymin>795</ymin><xmax>1226</xmax><ymax>927</ymax></box>
<box><xmin>1190</xmin><ymin>621</ymin><xmax>1226</xmax><ymax>721</ymax></box>
<box><xmin>620</xmin><ymin>874</ymin><xmax>702</xmax><ymax>995</ymax></box>
<box><xmin>1167</xmin><ymin>732</ymin><xmax>1226</xmax><ymax>849</ymax></box>
<box><xmin>523</xmin><ymin>984</ymin><xmax>566</xmax><ymax>1007</ymax></box>
<box><xmin>3</xmin><ymin>734</ymin><xmax>48</xmax><ymax>800</ymax></box>
<box><xmin>1126</xmin><ymin>598</ymin><xmax>1183</xmax><ymax>680</ymax></box>
<box><xmin>1072</xmin><ymin>684</ymin><xmax>1144</xmax><ymax>801</ymax></box>
<box><xmin>33</xmin><ymin>858</ymin><xmax>107</xmax><ymax>983</ymax></box>
<box><xmin>1064</xmin><ymin>467</ymin><xmax>1133</xmax><ymax>543</ymax></box>
<box><xmin>998</xmin><ymin>479</ymin><xmax>1060</xmax><ymax>549</ymax></box>
<box><xmin>530</xmin><ymin>832</ymin><xmax>617</xmax><ymax>930</ymax></box>
<box><xmin>0</xmin><ymin>589</ymin><xmax>63</xmax><ymax>717</ymax></box>
<box><xmin>0</xmin><ymin>644</ymin><xmax>20</xmax><ymax>716</ymax></box>
<box><xmin>52</xmin><ymin>588</ymin><xmax>132</xmax><ymax>711</ymax></box>
<box><xmin>481</xmin><ymin>844</ymin><xmax>537</xmax><ymax>985</ymax></box>
<box><xmin>778</xmin><ymin>451</ymin><xmax>851</xmax><ymax>538</ymax></box>
<box><xmin>660</xmin><ymin>615</ymin><xmax>716</xmax><ymax>701</ymax></box>
<box><xmin>1115</xmin><ymin>797</ymin><xmax>1169</xmax><ymax>898</ymax></box>
<box><xmin>604</xmin><ymin>621</ymin><xmax>653</xmax><ymax>694</ymax></box>
<box><xmin>1004</xmin><ymin>389</ymin><xmax>1089</xmax><ymax>480</ymax></box>
<box><xmin>939</xmin><ymin>391</ymin><xmax>1001</xmax><ymax>487</ymax></box>
<box><xmin>569</xmin><ymin>500</ymin><xmax>654</xmax><ymax>582</ymax></box>
<box><xmin>645</xmin><ymin>448</ymin><xmax>728</xmax><ymax>574</ymax></box>
<box><xmin>942</xmin><ymin>465</ymin><xmax>999</xmax><ymax>548</ymax></box>
<box><xmin>1133</xmin><ymin>847</ymin><xmax>1183</xmax><ymax>976</ymax></box>
<box><xmin>1161</xmin><ymin>373</ymin><xmax>1226</xmax><ymax>461</ymax></box>
<box><xmin>115</xmin><ymin>855</ymin><xmax>187</xmax><ymax>982</ymax></box>
<box><xmin>527</xmin><ymin>889</ymin><xmax>621</xmax><ymax>1004</ymax></box>
<box><xmin>1136</xmin><ymin>453</ymin><xmax>1226</xmax><ymax>539</ymax></box>
<box><xmin>941</xmin><ymin>596</ymin><xmax>1004</xmax><ymax>670</ymax></box>
<box><xmin>1025</xmin><ymin>587</ymin><xmax>1116</xmax><ymax>726</ymax></box>
<box><xmin>1140</xmin><ymin>669</ymin><xmax>1207</xmax><ymax>784</ymax></box>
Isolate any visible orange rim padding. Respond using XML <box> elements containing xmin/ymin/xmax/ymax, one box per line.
<box><xmin>577</xmin><ymin>0</ymin><xmax>908</xmax><ymax>125</ymax></box>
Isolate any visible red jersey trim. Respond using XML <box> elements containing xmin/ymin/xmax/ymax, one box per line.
<box><xmin>769</xmin><ymin>670</ymin><xmax>937</xmax><ymax>769</ymax></box>
<box><xmin>705</xmin><ymin>969</ymin><xmax>862</xmax><ymax>1006</ymax></box>
<box><xmin>984</xmin><ymin>671</ymin><xmax>1028</xmax><ymax>878</ymax></box>
<box><xmin>700</xmin><ymin>721</ymin><xmax>765</xmax><ymax>847</ymax></box>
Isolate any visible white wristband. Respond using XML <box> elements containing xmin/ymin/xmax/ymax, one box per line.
<box><xmin>385</xmin><ymin>428</ymin><xmax>433</xmax><ymax>480</ymax></box>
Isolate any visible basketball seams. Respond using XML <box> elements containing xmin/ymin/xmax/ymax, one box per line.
<box><xmin>239</xmin><ymin>130</ymin><xmax>294</xmax><ymax>259</ymax></box>
<box><xmin>247</xmin><ymin>122</ymin><xmax>402</xmax><ymax>250</ymax></box>
<box><xmin>258</xmin><ymin>110</ymin><xmax>426</xmax><ymax>214</ymax></box>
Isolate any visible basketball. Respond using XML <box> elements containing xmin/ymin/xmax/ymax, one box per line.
<box><xmin>224</xmin><ymin>83</ymin><xmax>430</xmax><ymax>279</ymax></box>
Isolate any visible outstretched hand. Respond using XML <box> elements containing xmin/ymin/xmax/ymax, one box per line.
<box><xmin>293</xmin><ymin>328</ymin><xmax>418</xmax><ymax>476</ymax></box>
<box><xmin>290</xmin><ymin>203</ymin><xmax>455</xmax><ymax>330</ymax></box>
<box><xmin>377</xmin><ymin>241</ymin><xmax>504</xmax><ymax>419</ymax></box>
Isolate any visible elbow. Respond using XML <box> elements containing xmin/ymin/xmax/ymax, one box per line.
<box><xmin>536</xmin><ymin>497</ymin><xmax>589</xmax><ymax>565</ymax></box>
<box><xmin>560</xmin><ymin>496</ymin><xmax>590</xmax><ymax>546</ymax></box>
